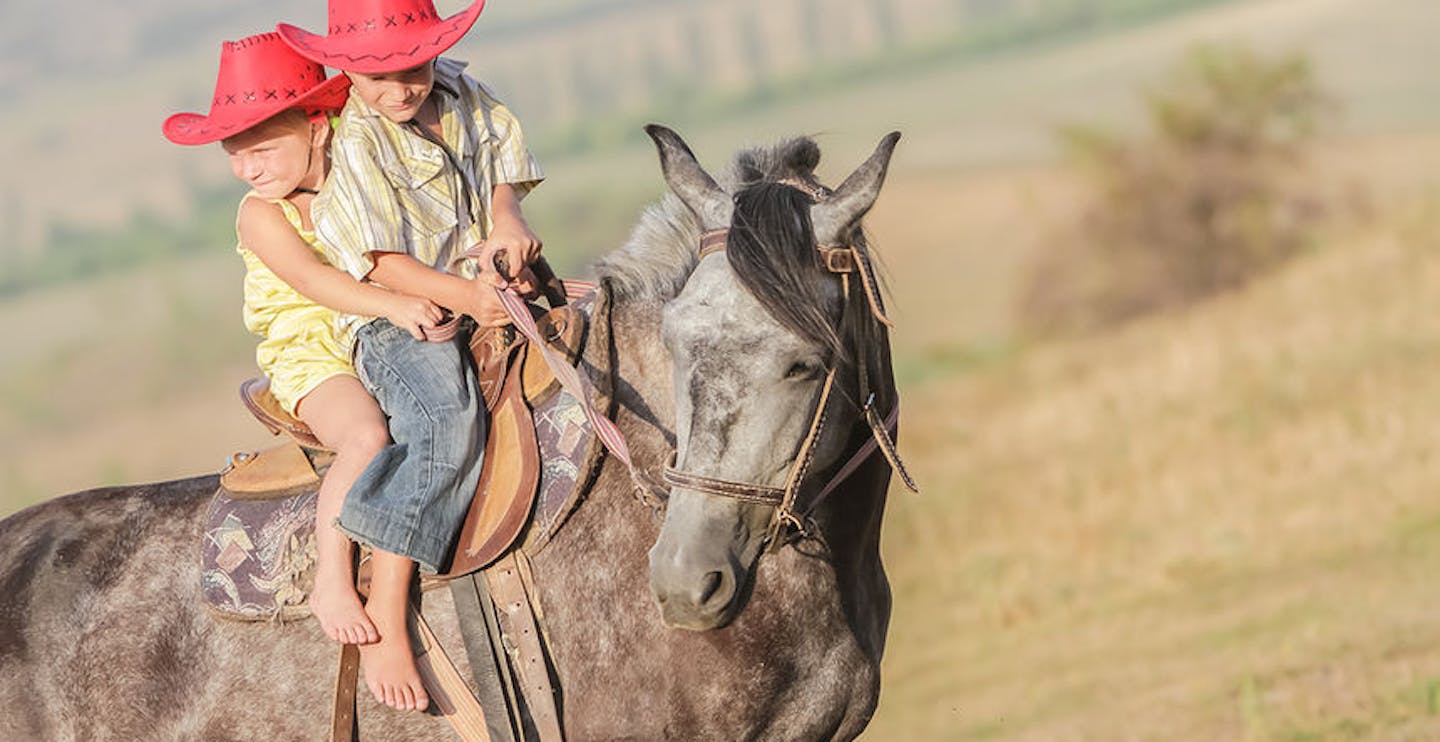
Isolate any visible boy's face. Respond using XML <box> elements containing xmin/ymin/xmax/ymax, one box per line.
<box><xmin>221</xmin><ymin>110</ymin><xmax>319</xmax><ymax>199</ymax></box>
<box><xmin>347</xmin><ymin>62</ymin><xmax>436</xmax><ymax>124</ymax></box>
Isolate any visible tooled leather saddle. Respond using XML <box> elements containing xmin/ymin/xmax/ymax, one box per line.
<box><xmin>224</xmin><ymin>290</ymin><xmax>587</xmax><ymax>575</ymax></box>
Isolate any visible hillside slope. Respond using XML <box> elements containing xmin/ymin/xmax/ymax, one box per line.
<box><xmin>869</xmin><ymin>195</ymin><xmax>1440</xmax><ymax>738</ymax></box>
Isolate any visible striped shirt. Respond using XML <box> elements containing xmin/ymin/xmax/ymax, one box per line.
<box><xmin>314</xmin><ymin>57</ymin><xmax>543</xmax><ymax>341</ymax></box>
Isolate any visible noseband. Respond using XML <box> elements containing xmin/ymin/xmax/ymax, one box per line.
<box><xmin>662</xmin><ymin>196</ymin><xmax>918</xmax><ymax>545</ymax></box>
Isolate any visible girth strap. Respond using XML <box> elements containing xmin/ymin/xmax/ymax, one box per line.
<box><xmin>485</xmin><ymin>554</ymin><xmax>564</xmax><ymax>741</ymax></box>
<box><xmin>449</xmin><ymin>574</ymin><xmax>524</xmax><ymax>742</ymax></box>
<box><xmin>330</xmin><ymin>643</ymin><xmax>361</xmax><ymax>742</ymax></box>
<box><xmin>410</xmin><ymin>605</ymin><xmax>493</xmax><ymax>742</ymax></box>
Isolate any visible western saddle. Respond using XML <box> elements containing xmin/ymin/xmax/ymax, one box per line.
<box><xmin>226</xmin><ymin>296</ymin><xmax>586</xmax><ymax>576</ymax></box>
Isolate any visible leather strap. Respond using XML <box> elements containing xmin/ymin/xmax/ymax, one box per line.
<box><xmin>409</xmin><ymin>604</ymin><xmax>493</xmax><ymax>742</ymax></box>
<box><xmin>450</xmin><ymin>574</ymin><xmax>523</xmax><ymax>742</ymax></box>
<box><xmin>330</xmin><ymin>643</ymin><xmax>361</xmax><ymax>742</ymax></box>
<box><xmin>661</xmin><ymin>454</ymin><xmax>784</xmax><ymax>505</ymax></box>
<box><xmin>699</xmin><ymin>229</ymin><xmax>729</xmax><ymax>258</ymax></box>
<box><xmin>485</xmin><ymin>554</ymin><xmax>564</xmax><ymax>741</ymax></box>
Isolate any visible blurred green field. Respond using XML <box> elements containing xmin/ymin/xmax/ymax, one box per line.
<box><xmin>3</xmin><ymin>0</ymin><xmax>1440</xmax><ymax>738</ymax></box>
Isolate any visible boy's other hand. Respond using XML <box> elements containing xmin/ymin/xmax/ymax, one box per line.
<box><xmin>385</xmin><ymin>294</ymin><xmax>446</xmax><ymax>341</ymax></box>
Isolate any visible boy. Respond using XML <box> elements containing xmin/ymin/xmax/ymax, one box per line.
<box><xmin>278</xmin><ymin>0</ymin><xmax>545</xmax><ymax>712</ymax></box>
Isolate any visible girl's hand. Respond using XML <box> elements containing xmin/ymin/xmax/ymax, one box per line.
<box><xmin>384</xmin><ymin>293</ymin><xmax>446</xmax><ymax>340</ymax></box>
<box><xmin>463</xmin><ymin>262</ymin><xmax>515</xmax><ymax>329</ymax></box>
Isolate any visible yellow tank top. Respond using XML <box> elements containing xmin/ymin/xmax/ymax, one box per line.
<box><xmin>236</xmin><ymin>192</ymin><xmax>338</xmax><ymax>338</ymax></box>
<box><xmin>234</xmin><ymin>191</ymin><xmax>355</xmax><ymax>415</ymax></box>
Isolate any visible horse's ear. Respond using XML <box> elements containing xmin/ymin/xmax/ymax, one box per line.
<box><xmin>811</xmin><ymin>131</ymin><xmax>901</xmax><ymax>245</ymax></box>
<box><xmin>645</xmin><ymin>124</ymin><xmax>732</xmax><ymax>230</ymax></box>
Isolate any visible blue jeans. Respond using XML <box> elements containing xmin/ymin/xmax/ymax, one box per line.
<box><xmin>337</xmin><ymin>318</ymin><xmax>484</xmax><ymax>573</ymax></box>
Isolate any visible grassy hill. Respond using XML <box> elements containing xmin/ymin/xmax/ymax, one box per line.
<box><xmin>869</xmin><ymin>170</ymin><xmax>1440</xmax><ymax>738</ymax></box>
<box><xmin>3</xmin><ymin>0</ymin><xmax>1439</xmax><ymax>506</ymax></box>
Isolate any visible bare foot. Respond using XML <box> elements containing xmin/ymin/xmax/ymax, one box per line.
<box><xmin>310</xmin><ymin>564</ymin><xmax>379</xmax><ymax>645</ymax></box>
<box><xmin>359</xmin><ymin>612</ymin><xmax>430</xmax><ymax>712</ymax></box>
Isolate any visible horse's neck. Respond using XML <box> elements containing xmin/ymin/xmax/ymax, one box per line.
<box><xmin>602</xmin><ymin>292</ymin><xmax>676</xmax><ymax>472</ymax></box>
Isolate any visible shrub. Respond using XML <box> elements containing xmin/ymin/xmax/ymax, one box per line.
<box><xmin>1019</xmin><ymin>43</ymin><xmax>1331</xmax><ymax>336</ymax></box>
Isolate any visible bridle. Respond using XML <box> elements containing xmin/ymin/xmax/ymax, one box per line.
<box><xmin>484</xmin><ymin>179</ymin><xmax>918</xmax><ymax>548</ymax></box>
<box><xmin>661</xmin><ymin>183</ymin><xmax>919</xmax><ymax>546</ymax></box>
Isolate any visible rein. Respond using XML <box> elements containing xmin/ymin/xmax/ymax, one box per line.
<box><xmin>663</xmin><ymin>225</ymin><xmax>919</xmax><ymax>545</ymax></box>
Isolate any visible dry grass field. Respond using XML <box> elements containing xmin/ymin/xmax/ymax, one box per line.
<box><xmin>866</xmin><ymin>138</ymin><xmax>1440</xmax><ymax>738</ymax></box>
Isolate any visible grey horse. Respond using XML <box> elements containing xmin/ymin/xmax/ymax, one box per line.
<box><xmin>0</xmin><ymin>125</ymin><xmax>902</xmax><ymax>741</ymax></box>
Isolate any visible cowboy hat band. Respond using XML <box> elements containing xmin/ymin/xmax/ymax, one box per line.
<box><xmin>163</xmin><ymin>32</ymin><xmax>350</xmax><ymax>146</ymax></box>
<box><xmin>277</xmin><ymin>0</ymin><xmax>486</xmax><ymax>74</ymax></box>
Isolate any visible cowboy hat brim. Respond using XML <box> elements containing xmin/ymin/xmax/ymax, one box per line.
<box><xmin>162</xmin><ymin>74</ymin><xmax>351</xmax><ymax>146</ymax></box>
<box><xmin>277</xmin><ymin>0</ymin><xmax>485</xmax><ymax>75</ymax></box>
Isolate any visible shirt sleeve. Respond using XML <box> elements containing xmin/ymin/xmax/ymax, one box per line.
<box><xmin>473</xmin><ymin>80</ymin><xmax>544</xmax><ymax>201</ymax></box>
<box><xmin>314</xmin><ymin>130</ymin><xmax>409</xmax><ymax>280</ymax></box>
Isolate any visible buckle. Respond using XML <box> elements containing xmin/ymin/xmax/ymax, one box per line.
<box><xmin>818</xmin><ymin>246</ymin><xmax>856</xmax><ymax>273</ymax></box>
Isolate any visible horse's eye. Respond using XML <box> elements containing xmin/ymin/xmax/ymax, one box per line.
<box><xmin>785</xmin><ymin>361</ymin><xmax>819</xmax><ymax>380</ymax></box>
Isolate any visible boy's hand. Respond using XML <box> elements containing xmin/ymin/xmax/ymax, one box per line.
<box><xmin>384</xmin><ymin>293</ymin><xmax>446</xmax><ymax>341</ymax></box>
<box><xmin>486</xmin><ymin>215</ymin><xmax>542</xmax><ymax>281</ymax></box>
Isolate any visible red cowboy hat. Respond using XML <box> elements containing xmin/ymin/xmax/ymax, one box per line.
<box><xmin>163</xmin><ymin>32</ymin><xmax>350</xmax><ymax>146</ymax></box>
<box><xmin>276</xmin><ymin>0</ymin><xmax>486</xmax><ymax>74</ymax></box>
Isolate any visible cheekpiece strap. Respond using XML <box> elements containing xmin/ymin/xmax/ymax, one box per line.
<box><xmin>699</xmin><ymin>229</ymin><xmax>729</xmax><ymax>259</ymax></box>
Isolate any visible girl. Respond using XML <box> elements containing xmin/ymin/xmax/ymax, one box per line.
<box><xmin>163</xmin><ymin>32</ymin><xmax>444</xmax><ymax>648</ymax></box>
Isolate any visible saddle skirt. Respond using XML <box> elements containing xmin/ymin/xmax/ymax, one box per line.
<box><xmin>202</xmin><ymin>290</ymin><xmax>603</xmax><ymax>622</ymax></box>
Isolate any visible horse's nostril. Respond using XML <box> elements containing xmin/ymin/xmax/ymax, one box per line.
<box><xmin>696</xmin><ymin>571</ymin><xmax>724</xmax><ymax>606</ymax></box>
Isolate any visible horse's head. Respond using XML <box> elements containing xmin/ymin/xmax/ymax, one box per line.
<box><xmin>643</xmin><ymin>125</ymin><xmax>900</xmax><ymax>630</ymax></box>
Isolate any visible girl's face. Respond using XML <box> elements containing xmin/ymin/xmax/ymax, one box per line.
<box><xmin>221</xmin><ymin>111</ymin><xmax>325</xmax><ymax>199</ymax></box>
<box><xmin>346</xmin><ymin>62</ymin><xmax>435</xmax><ymax>123</ymax></box>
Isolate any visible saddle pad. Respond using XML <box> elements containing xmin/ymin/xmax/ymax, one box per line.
<box><xmin>525</xmin><ymin>288</ymin><xmax>604</xmax><ymax>552</ymax></box>
<box><xmin>201</xmin><ymin>486</ymin><xmax>318</xmax><ymax>622</ymax></box>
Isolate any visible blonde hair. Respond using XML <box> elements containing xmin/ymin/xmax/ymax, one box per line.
<box><xmin>221</xmin><ymin>107</ymin><xmax>332</xmax><ymax>148</ymax></box>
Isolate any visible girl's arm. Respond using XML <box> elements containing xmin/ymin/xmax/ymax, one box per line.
<box><xmin>238</xmin><ymin>197</ymin><xmax>444</xmax><ymax>338</ymax></box>
<box><xmin>367</xmin><ymin>251</ymin><xmax>510</xmax><ymax>328</ymax></box>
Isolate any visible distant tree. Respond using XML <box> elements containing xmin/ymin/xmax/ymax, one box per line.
<box><xmin>683</xmin><ymin>16</ymin><xmax>711</xmax><ymax>87</ymax></box>
<box><xmin>869</xmin><ymin>0</ymin><xmax>900</xmax><ymax>48</ymax></box>
<box><xmin>738</xmin><ymin>14</ymin><xmax>773</xmax><ymax>91</ymax></box>
<box><xmin>1019</xmin><ymin>43</ymin><xmax>1332</xmax><ymax>336</ymax></box>
<box><xmin>799</xmin><ymin>0</ymin><xmax>827</xmax><ymax>60</ymax></box>
<box><xmin>569</xmin><ymin>47</ymin><xmax>616</xmax><ymax>115</ymax></box>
